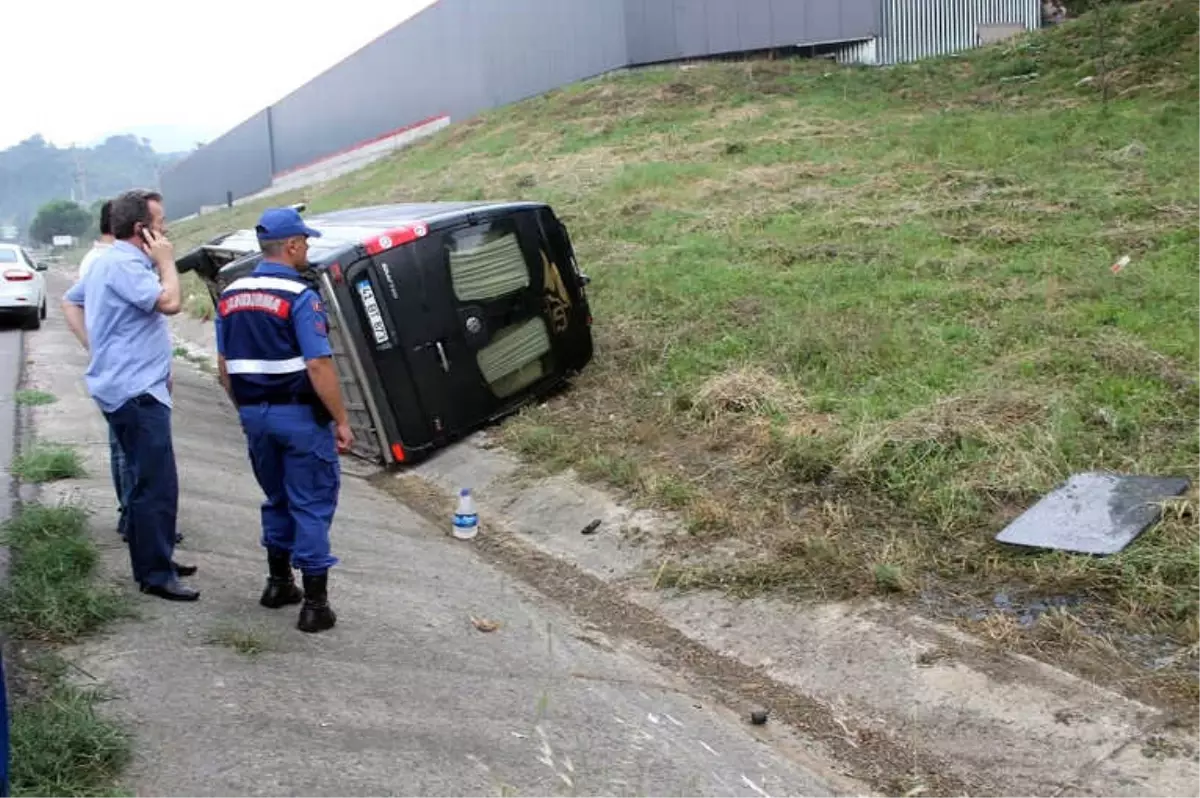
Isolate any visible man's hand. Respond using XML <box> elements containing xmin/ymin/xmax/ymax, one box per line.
<box><xmin>143</xmin><ymin>229</ymin><xmax>174</xmax><ymax>266</ymax></box>
<box><xmin>335</xmin><ymin>422</ymin><xmax>354</xmax><ymax>453</ymax></box>
<box><xmin>61</xmin><ymin>301</ymin><xmax>89</xmax><ymax>350</ymax></box>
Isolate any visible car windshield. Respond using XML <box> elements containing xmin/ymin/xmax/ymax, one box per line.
<box><xmin>0</xmin><ymin>249</ymin><xmax>18</xmax><ymax>263</ymax></box>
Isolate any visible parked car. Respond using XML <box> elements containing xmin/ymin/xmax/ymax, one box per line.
<box><xmin>0</xmin><ymin>243</ymin><xmax>48</xmax><ymax>330</ymax></box>
<box><xmin>179</xmin><ymin>201</ymin><xmax>594</xmax><ymax>466</ymax></box>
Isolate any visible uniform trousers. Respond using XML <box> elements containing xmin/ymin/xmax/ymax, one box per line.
<box><xmin>237</xmin><ymin>402</ymin><xmax>340</xmax><ymax>575</ymax></box>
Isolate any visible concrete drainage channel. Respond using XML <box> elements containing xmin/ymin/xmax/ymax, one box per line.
<box><xmin>168</xmin><ymin>313</ymin><xmax>1198</xmax><ymax>797</ymax></box>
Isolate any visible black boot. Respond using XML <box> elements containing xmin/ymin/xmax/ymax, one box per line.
<box><xmin>259</xmin><ymin>549</ymin><xmax>303</xmax><ymax>609</ymax></box>
<box><xmin>297</xmin><ymin>572</ymin><xmax>336</xmax><ymax>633</ymax></box>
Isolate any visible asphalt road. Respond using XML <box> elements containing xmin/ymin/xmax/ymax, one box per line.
<box><xmin>21</xmin><ymin>270</ymin><xmax>842</xmax><ymax>797</ymax></box>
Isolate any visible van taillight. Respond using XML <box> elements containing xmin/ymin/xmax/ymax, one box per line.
<box><xmin>3</xmin><ymin>270</ymin><xmax>32</xmax><ymax>281</ymax></box>
<box><xmin>364</xmin><ymin>223</ymin><xmax>429</xmax><ymax>256</ymax></box>
<box><xmin>391</xmin><ymin>442</ymin><xmax>406</xmax><ymax>462</ymax></box>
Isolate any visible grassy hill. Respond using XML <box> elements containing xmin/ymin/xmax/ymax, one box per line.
<box><xmin>171</xmin><ymin>1</ymin><xmax>1199</xmax><ymax>711</ymax></box>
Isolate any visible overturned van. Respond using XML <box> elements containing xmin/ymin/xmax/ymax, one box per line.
<box><xmin>177</xmin><ymin>201</ymin><xmax>594</xmax><ymax>466</ymax></box>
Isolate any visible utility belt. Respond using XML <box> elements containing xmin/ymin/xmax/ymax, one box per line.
<box><xmin>236</xmin><ymin>391</ymin><xmax>333</xmax><ymax>426</ymax></box>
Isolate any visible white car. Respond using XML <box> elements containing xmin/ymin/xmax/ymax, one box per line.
<box><xmin>0</xmin><ymin>244</ymin><xmax>48</xmax><ymax>330</ymax></box>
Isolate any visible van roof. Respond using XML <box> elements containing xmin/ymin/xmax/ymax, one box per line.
<box><xmin>202</xmin><ymin>200</ymin><xmax>549</xmax><ymax>264</ymax></box>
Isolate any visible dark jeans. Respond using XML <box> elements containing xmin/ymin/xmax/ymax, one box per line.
<box><xmin>108</xmin><ymin>424</ymin><xmax>131</xmax><ymax>538</ymax></box>
<box><xmin>104</xmin><ymin>394</ymin><xmax>178</xmax><ymax>588</ymax></box>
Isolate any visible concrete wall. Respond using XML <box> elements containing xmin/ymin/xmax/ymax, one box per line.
<box><xmin>162</xmin><ymin>0</ymin><xmax>880</xmax><ymax>220</ymax></box>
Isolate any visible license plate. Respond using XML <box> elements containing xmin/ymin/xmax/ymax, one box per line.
<box><xmin>356</xmin><ymin>279</ymin><xmax>389</xmax><ymax>345</ymax></box>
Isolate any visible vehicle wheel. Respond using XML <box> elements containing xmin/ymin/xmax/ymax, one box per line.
<box><xmin>39</xmin><ymin>299</ymin><xmax>46</xmax><ymax>320</ymax></box>
<box><xmin>25</xmin><ymin>308</ymin><xmax>40</xmax><ymax>331</ymax></box>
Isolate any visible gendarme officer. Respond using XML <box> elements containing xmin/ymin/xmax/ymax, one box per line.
<box><xmin>215</xmin><ymin>207</ymin><xmax>354</xmax><ymax>633</ymax></box>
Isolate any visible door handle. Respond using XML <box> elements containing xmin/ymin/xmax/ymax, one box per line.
<box><xmin>435</xmin><ymin>341</ymin><xmax>450</xmax><ymax>372</ymax></box>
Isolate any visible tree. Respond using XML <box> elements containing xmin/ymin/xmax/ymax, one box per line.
<box><xmin>28</xmin><ymin>199</ymin><xmax>92</xmax><ymax>245</ymax></box>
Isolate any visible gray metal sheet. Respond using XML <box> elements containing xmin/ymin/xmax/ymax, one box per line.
<box><xmin>674</xmin><ymin>0</ymin><xmax>710</xmax><ymax>58</ymax></box>
<box><xmin>165</xmin><ymin>0</ymin><xmax>885</xmax><ymax>219</ymax></box>
<box><xmin>705</xmin><ymin>0</ymin><xmax>742</xmax><ymax>54</ymax></box>
<box><xmin>995</xmin><ymin>472</ymin><xmax>1191</xmax><ymax>555</ymax></box>
<box><xmin>733</xmin><ymin>0</ymin><xmax>773</xmax><ymax>50</ymax></box>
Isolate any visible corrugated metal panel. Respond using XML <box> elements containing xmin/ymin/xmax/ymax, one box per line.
<box><xmin>836</xmin><ymin>37</ymin><xmax>879</xmax><ymax>65</ymax></box>
<box><xmin>876</xmin><ymin>0</ymin><xmax>1041</xmax><ymax>65</ymax></box>
<box><xmin>625</xmin><ymin>0</ymin><xmax>879</xmax><ymax>66</ymax></box>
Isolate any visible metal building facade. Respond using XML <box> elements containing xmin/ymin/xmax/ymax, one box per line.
<box><xmin>622</xmin><ymin>0</ymin><xmax>879</xmax><ymax>64</ymax></box>
<box><xmin>837</xmin><ymin>0</ymin><xmax>1041</xmax><ymax>65</ymax></box>
<box><xmin>162</xmin><ymin>0</ymin><xmax>889</xmax><ymax>219</ymax></box>
<box><xmin>161</xmin><ymin>110</ymin><xmax>275</xmax><ymax>220</ymax></box>
<box><xmin>269</xmin><ymin>0</ymin><xmax>630</xmax><ymax>176</ymax></box>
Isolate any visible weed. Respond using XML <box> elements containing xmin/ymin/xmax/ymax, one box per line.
<box><xmin>14</xmin><ymin>390</ymin><xmax>56</xmax><ymax>407</ymax></box>
<box><xmin>204</xmin><ymin>622</ymin><xmax>274</xmax><ymax>657</ymax></box>
<box><xmin>0</xmin><ymin>504</ymin><xmax>130</xmax><ymax>642</ymax></box>
<box><xmin>8</xmin><ymin>654</ymin><xmax>132</xmax><ymax>797</ymax></box>
<box><xmin>184</xmin><ymin>291</ymin><xmax>214</xmax><ymax>321</ymax></box>
<box><xmin>12</xmin><ymin>444</ymin><xmax>85</xmax><ymax>483</ymax></box>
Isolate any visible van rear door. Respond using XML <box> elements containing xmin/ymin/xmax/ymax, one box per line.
<box><xmin>363</xmin><ymin>208</ymin><xmax>562</xmax><ymax>444</ymax></box>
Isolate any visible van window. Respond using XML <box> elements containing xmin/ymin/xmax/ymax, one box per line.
<box><xmin>446</xmin><ymin>220</ymin><xmax>530</xmax><ymax>302</ymax></box>
<box><xmin>475</xmin><ymin>316</ymin><xmax>552</xmax><ymax>398</ymax></box>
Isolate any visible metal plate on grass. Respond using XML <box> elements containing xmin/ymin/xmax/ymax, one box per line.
<box><xmin>995</xmin><ymin>472</ymin><xmax>1191</xmax><ymax>555</ymax></box>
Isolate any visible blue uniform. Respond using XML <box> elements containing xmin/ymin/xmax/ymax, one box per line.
<box><xmin>215</xmin><ymin>262</ymin><xmax>340</xmax><ymax>576</ymax></box>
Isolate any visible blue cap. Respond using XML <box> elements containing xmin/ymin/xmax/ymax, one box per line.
<box><xmin>255</xmin><ymin>207</ymin><xmax>322</xmax><ymax>241</ymax></box>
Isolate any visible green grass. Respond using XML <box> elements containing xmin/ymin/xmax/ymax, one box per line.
<box><xmin>169</xmin><ymin>1</ymin><xmax>1199</xmax><ymax>708</ymax></box>
<box><xmin>9</xmin><ymin>657</ymin><xmax>132</xmax><ymax>798</ymax></box>
<box><xmin>14</xmin><ymin>390</ymin><xmax>57</xmax><ymax>407</ymax></box>
<box><xmin>0</xmin><ymin>504</ymin><xmax>130</xmax><ymax>642</ymax></box>
<box><xmin>1</xmin><ymin>505</ymin><xmax>134</xmax><ymax>795</ymax></box>
<box><xmin>11</xmin><ymin>443</ymin><xmax>85</xmax><ymax>483</ymax></box>
<box><xmin>204</xmin><ymin>622</ymin><xmax>274</xmax><ymax>657</ymax></box>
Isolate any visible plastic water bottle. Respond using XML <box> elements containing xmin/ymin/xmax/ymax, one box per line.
<box><xmin>452</xmin><ymin>488</ymin><xmax>479</xmax><ymax>540</ymax></box>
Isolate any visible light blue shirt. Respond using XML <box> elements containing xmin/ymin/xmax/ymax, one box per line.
<box><xmin>63</xmin><ymin>240</ymin><xmax>172</xmax><ymax>413</ymax></box>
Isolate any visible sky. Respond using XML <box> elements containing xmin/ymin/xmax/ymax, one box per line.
<box><xmin>4</xmin><ymin>0</ymin><xmax>437</xmax><ymax>152</ymax></box>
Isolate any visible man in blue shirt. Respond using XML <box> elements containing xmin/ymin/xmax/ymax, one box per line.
<box><xmin>215</xmin><ymin>207</ymin><xmax>353</xmax><ymax>633</ymax></box>
<box><xmin>62</xmin><ymin>189</ymin><xmax>199</xmax><ymax>602</ymax></box>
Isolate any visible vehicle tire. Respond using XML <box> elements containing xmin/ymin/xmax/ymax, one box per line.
<box><xmin>25</xmin><ymin>308</ymin><xmax>40</xmax><ymax>331</ymax></box>
<box><xmin>39</xmin><ymin>299</ymin><xmax>46</xmax><ymax>320</ymax></box>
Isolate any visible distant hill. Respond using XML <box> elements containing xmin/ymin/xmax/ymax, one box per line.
<box><xmin>86</xmin><ymin>123</ymin><xmax>223</xmax><ymax>155</ymax></box>
<box><xmin>0</xmin><ymin>134</ymin><xmax>181</xmax><ymax>240</ymax></box>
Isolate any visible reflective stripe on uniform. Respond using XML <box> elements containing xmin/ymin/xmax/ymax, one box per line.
<box><xmin>225</xmin><ymin>357</ymin><xmax>307</xmax><ymax>375</ymax></box>
<box><xmin>223</xmin><ymin>276</ymin><xmax>307</xmax><ymax>295</ymax></box>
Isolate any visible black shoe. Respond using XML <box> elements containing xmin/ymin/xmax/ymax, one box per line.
<box><xmin>172</xmin><ymin>562</ymin><xmax>197</xmax><ymax>577</ymax></box>
<box><xmin>140</xmin><ymin>578</ymin><xmax>200</xmax><ymax>601</ymax></box>
<box><xmin>260</xmin><ymin>549</ymin><xmax>303</xmax><ymax>609</ymax></box>
<box><xmin>297</xmin><ymin>572</ymin><xmax>336</xmax><ymax>633</ymax></box>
